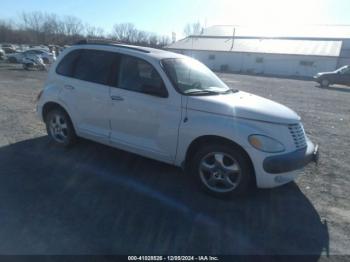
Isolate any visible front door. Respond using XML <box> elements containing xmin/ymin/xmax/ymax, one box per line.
<box><xmin>338</xmin><ymin>66</ymin><xmax>350</xmax><ymax>85</ymax></box>
<box><xmin>109</xmin><ymin>55</ymin><xmax>182</xmax><ymax>163</ymax></box>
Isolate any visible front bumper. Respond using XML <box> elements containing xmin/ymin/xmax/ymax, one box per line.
<box><xmin>313</xmin><ymin>76</ymin><xmax>321</xmax><ymax>82</ymax></box>
<box><xmin>263</xmin><ymin>139</ymin><xmax>319</xmax><ymax>174</ymax></box>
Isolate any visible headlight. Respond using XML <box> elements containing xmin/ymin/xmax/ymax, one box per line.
<box><xmin>248</xmin><ymin>135</ymin><xmax>285</xmax><ymax>153</ymax></box>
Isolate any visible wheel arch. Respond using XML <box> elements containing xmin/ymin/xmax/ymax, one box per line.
<box><xmin>42</xmin><ymin>102</ymin><xmax>77</xmax><ymax>132</ymax></box>
<box><xmin>184</xmin><ymin>135</ymin><xmax>256</xmax><ymax>185</ymax></box>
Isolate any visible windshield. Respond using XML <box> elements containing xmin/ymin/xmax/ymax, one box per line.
<box><xmin>336</xmin><ymin>66</ymin><xmax>350</xmax><ymax>74</ymax></box>
<box><xmin>162</xmin><ymin>58</ymin><xmax>235</xmax><ymax>95</ymax></box>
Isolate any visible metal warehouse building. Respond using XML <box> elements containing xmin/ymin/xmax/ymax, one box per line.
<box><xmin>166</xmin><ymin>25</ymin><xmax>350</xmax><ymax>77</ymax></box>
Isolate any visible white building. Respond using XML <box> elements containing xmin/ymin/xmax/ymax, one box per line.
<box><xmin>166</xmin><ymin>25</ymin><xmax>350</xmax><ymax>77</ymax></box>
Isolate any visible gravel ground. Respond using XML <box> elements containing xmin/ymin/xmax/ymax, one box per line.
<box><xmin>0</xmin><ymin>62</ymin><xmax>349</xmax><ymax>258</ymax></box>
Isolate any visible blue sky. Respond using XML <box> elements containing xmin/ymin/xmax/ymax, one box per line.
<box><xmin>1</xmin><ymin>0</ymin><xmax>350</xmax><ymax>38</ymax></box>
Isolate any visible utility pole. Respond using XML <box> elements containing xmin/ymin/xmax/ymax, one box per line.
<box><xmin>230</xmin><ymin>26</ymin><xmax>236</xmax><ymax>51</ymax></box>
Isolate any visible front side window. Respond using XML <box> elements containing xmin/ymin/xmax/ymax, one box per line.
<box><xmin>162</xmin><ymin>58</ymin><xmax>234</xmax><ymax>95</ymax></box>
<box><xmin>338</xmin><ymin>66</ymin><xmax>350</xmax><ymax>74</ymax></box>
<box><xmin>118</xmin><ymin>56</ymin><xmax>167</xmax><ymax>97</ymax></box>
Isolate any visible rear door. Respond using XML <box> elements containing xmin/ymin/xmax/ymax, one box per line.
<box><xmin>57</xmin><ymin>49</ymin><xmax>119</xmax><ymax>142</ymax></box>
<box><xmin>109</xmin><ymin>55</ymin><xmax>182</xmax><ymax>163</ymax></box>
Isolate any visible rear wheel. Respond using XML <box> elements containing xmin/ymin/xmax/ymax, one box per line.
<box><xmin>45</xmin><ymin>108</ymin><xmax>77</xmax><ymax>147</ymax></box>
<box><xmin>191</xmin><ymin>144</ymin><xmax>253</xmax><ymax>197</ymax></box>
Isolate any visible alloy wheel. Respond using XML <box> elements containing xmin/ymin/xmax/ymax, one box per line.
<box><xmin>199</xmin><ymin>152</ymin><xmax>242</xmax><ymax>193</ymax></box>
<box><xmin>49</xmin><ymin>113</ymin><xmax>69</xmax><ymax>143</ymax></box>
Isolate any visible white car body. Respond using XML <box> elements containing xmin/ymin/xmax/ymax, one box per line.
<box><xmin>7</xmin><ymin>49</ymin><xmax>56</xmax><ymax>64</ymax></box>
<box><xmin>37</xmin><ymin>42</ymin><xmax>318</xmax><ymax>190</ymax></box>
<box><xmin>0</xmin><ymin>48</ymin><xmax>5</xmax><ymax>59</ymax></box>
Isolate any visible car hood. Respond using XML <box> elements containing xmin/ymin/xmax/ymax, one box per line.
<box><xmin>316</xmin><ymin>71</ymin><xmax>336</xmax><ymax>76</ymax></box>
<box><xmin>187</xmin><ymin>91</ymin><xmax>301</xmax><ymax>124</ymax></box>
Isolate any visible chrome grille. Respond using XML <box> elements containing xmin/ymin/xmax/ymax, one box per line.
<box><xmin>288</xmin><ymin>123</ymin><xmax>307</xmax><ymax>149</ymax></box>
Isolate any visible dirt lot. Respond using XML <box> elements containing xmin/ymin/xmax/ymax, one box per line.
<box><xmin>0</xmin><ymin>61</ymin><xmax>349</xmax><ymax>257</ymax></box>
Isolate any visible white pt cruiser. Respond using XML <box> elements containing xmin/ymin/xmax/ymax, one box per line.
<box><xmin>37</xmin><ymin>40</ymin><xmax>319</xmax><ymax>197</ymax></box>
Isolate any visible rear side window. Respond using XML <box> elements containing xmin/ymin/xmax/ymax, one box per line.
<box><xmin>74</xmin><ymin>50</ymin><xmax>120</xmax><ymax>86</ymax></box>
<box><xmin>56</xmin><ymin>50</ymin><xmax>81</xmax><ymax>77</ymax></box>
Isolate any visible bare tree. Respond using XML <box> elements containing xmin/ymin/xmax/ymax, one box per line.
<box><xmin>1</xmin><ymin>12</ymin><xmax>170</xmax><ymax>48</ymax></box>
<box><xmin>63</xmin><ymin>16</ymin><xmax>83</xmax><ymax>36</ymax></box>
<box><xmin>148</xmin><ymin>34</ymin><xmax>158</xmax><ymax>47</ymax></box>
<box><xmin>183</xmin><ymin>22</ymin><xmax>203</xmax><ymax>36</ymax></box>
<box><xmin>112</xmin><ymin>23</ymin><xmax>137</xmax><ymax>42</ymax></box>
<box><xmin>0</xmin><ymin>20</ymin><xmax>13</xmax><ymax>42</ymax></box>
<box><xmin>158</xmin><ymin>35</ymin><xmax>171</xmax><ymax>47</ymax></box>
<box><xmin>134</xmin><ymin>30</ymin><xmax>149</xmax><ymax>44</ymax></box>
<box><xmin>85</xmin><ymin>24</ymin><xmax>104</xmax><ymax>38</ymax></box>
<box><xmin>111</xmin><ymin>22</ymin><xmax>170</xmax><ymax>48</ymax></box>
<box><xmin>19</xmin><ymin>11</ymin><xmax>45</xmax><ymax>43</ymax></box>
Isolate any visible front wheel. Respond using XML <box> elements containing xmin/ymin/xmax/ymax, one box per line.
<box><xmin>45</xmin><ymin>108</ymin><xmax>77</xmax><ymax>147</ymax></box>
<box><xmin>321</xmin><ymin>79</ymin><xmax>330</xmax><ymax>88</ymax></box>
<box><xmin>191</xmin><ymin>144</ymin><xmax>253</xmax><ymax>197</ymax></box>
<box><xmin>22</xmin><ymin>63</ymin><xmax>31</xmax><ymax>70</ymax></box>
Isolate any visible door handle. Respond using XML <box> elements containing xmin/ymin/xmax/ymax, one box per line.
<box><xmin>64</xmin><ymin>85</ymin><xmax>75</xmax><ymax>90</ymax></box>
<box><xmin>111</xmin><ymin>95</ymin><xmax>124</xmax><ymax>101</ymax></box>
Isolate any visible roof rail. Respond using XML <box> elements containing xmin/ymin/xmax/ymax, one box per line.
<box><xmin>73</xmin><ymin>39</ymin><xmax>150</xmax><ymax>53</ymax></box>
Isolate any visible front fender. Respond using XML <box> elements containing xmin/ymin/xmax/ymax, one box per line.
<box><xmin>175</xmin><ymin>109</ymin><xmax>263</xmax><ymax>166</ymax></box>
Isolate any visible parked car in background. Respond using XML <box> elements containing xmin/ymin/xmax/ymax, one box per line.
<box><xmin>1</xmin><ymin>46</ymin><xmax>17</xmax><ymax>54</ymax></box>
<box><xmin>1</xmin><ymin>44</ymin><xmax>16</xmax><ymax>50</ymax></box>
<box><xmin>7</xmin><ymin>49</ymin><xmax>56</xmax><ymax>64</ymax></box>
<box><xmin>314</xmin><ymin>65</ymin><xmax>350</xmax><ymax>87</ymax></box>
<box><xmin>36</xmin><ymin>40</ymin><xmax>319</xmax><ymax>197</ymax></box>
<box><xmin>22</xmin><ymin>54</ymin><xmax>47</xmax><ymax>71</ymax></box>
<box><xmin>0</xmin><ymin>48</ymin><xmax>5</xmax><ymax>60</ymax></box>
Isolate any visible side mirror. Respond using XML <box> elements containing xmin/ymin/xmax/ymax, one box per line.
<box><xmin>142</xmin><ymin>83</ymin><xmax>168</xmax><ymax>98</ymax></box>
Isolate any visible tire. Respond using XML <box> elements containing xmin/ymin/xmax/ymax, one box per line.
<box><xmin>191</xmin><ymin>143</ymin><xmax>254</xmax><ymax>197</ymax></box>
<box><xmin>42</xmin><ymin>58</ymin><xmax>49</xmax><ymax>64</ymax></box>
<box><xmin>45</xmin><ymin>108</ymin><xmax>77</xmax><ymax>147</ymax></box>
<box><xmin>23</xmin><ymin>64</ymin><xmax>31</xmax><ymax>70</ymax></box>
<box><xmin>321</xmin><ymin>79</ymin><xmax>330</xmax><ymax>88</ymax></box>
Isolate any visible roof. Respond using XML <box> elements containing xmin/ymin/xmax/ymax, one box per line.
<box><xmin>68</xmin><ymin>40</ymin><xmax>185</xmax><ymax>60</ymax></box>
<box><xmin>166</xmin><ymin>37</ymin><xmax>343</xmax><ymax>57</ymax></box>
<box><xmin>201</xmin><ymin>25</ymin><xmax>350</xmax><ymax>39</ymax></box>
